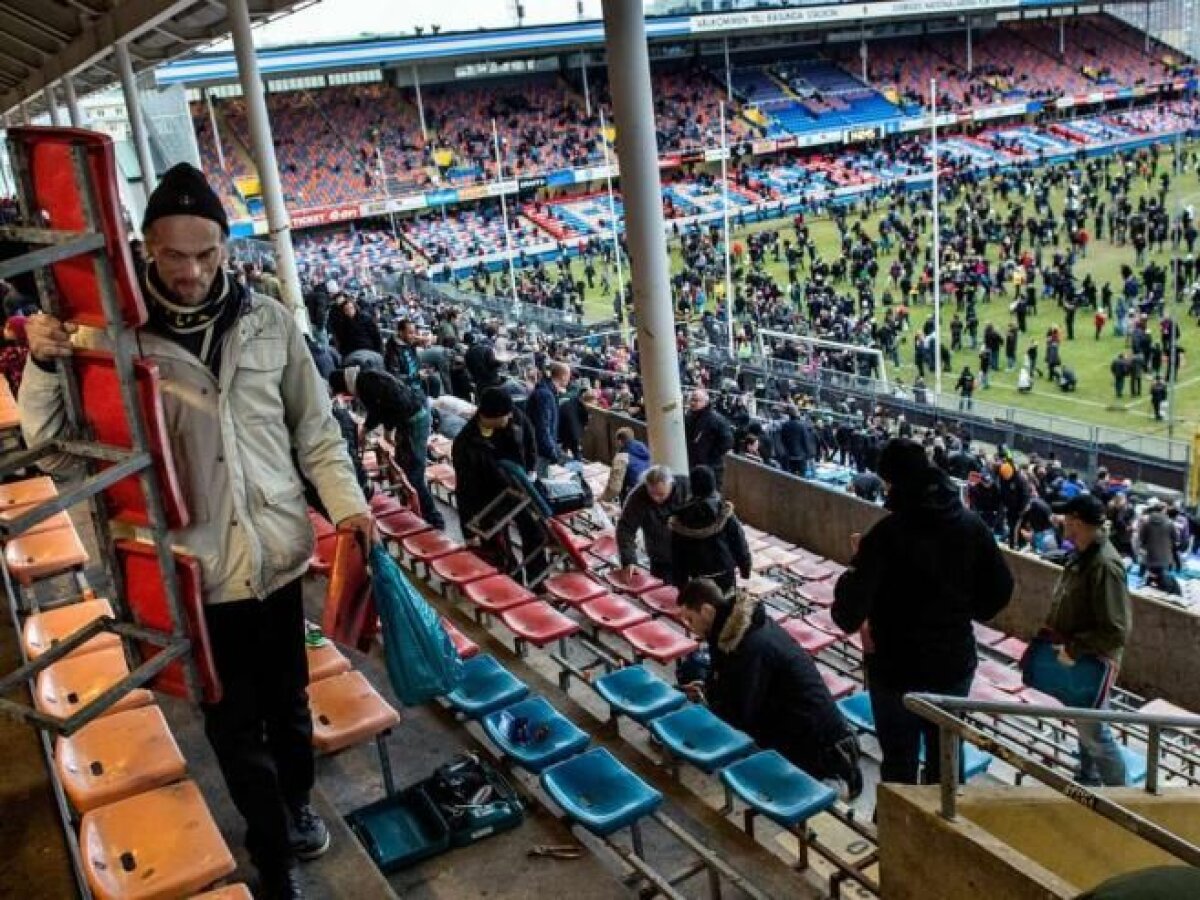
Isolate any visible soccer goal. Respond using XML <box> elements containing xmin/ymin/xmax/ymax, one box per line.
<box><xmin>758</xmin><ymin>328</ymin><xmax>889</xmax><ymax>388</ymax></box>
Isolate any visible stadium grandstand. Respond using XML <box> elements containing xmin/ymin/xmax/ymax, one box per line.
<box><xmin>2</xmin><ymin>2</ymin><xmax>1200</xmax><ymax>900</ymax></box>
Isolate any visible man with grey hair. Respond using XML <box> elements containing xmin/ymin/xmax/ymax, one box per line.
<box><xmin>616</xmin><ymin>463</ymin><xmax>691</xmax><ymax>581</ymax></box>
<box><xmin>685</xmin><ymin>387</ymin><xmax>734</xmax><ymax>489</ymax></box>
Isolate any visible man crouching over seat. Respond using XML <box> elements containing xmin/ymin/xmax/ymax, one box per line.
<box><xmin>676</xmin><ymin>579</ymin><xmax>863</xmax><ymax>798</ymax></box>
<box><xmin>20</xmin><ymin>163</ymin><xmax>372</xmax><ymax>900</ymax></box>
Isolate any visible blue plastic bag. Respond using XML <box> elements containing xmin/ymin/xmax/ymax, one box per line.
<box><xmin>371</xmin><ymin>544</ymin><xmax>464</xmax><ymax>705</ymax></box>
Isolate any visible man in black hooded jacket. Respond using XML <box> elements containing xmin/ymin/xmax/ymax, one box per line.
<box><xmin>678</xmin><ymin>579</ymin><xmax>863</xmax><ymax>798</ymax></box>
<box><xmin>668</xmin><ymin>465</ymin><xmax>751</xmax><ymax>592</ymax></box>
<box><xmin>833</xmin><ymin>438</ymin><xmax>1013</xmax><ymax>785</ymax></box>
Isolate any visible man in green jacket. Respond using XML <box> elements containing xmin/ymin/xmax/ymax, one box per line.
<box><xmin>1046</xmin><ymin>493</ymin><xmax>1132</xmax><ymax>786</ymax></box>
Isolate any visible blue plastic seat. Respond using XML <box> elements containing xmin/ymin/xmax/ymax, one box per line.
<box><xmin>838</xmin><ymin>692</ymin><xmax>875</xmax><ymax>734</ymax></box>
<box><xmin>648</xmin><ymin>705</ymin><xmax>755</xmax><ymax>773</ymax></box>
<box><xmin>593</xmin><ymin>665</ymin><xmax>686</xmax><ymax>724</ymax></box>
<box><xmin>482</xmin><ymin>696</ymin><xmax>590</xmax><ymax>774</ymax></box>
<box><xmin>540</xmin><ymin>748</ymin><xmax>663</xmax><ymax>837</ymax></box>
<box><xmin>445</xmin><ymin>654</ymin><xmax>528</xmax><ymax>719</ymax></box>
<box><xmin>720</xmin><ymin>750</ymin><xmax>838</xmax><ymax>827</ymax></box>
<box><xmin>1120</xmin><ymin>745</ymin><xmax>1148</xmax><ymax>785</ymax></box>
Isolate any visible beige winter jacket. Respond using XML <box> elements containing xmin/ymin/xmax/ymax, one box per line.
<box><xmin>18</xmin><ymin>294</ymin><xmax>367</xmax><ymax>605</ymax></box>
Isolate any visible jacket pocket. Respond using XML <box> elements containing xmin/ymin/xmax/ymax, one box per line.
<box><xmin>256</xmin><ymin>478</ymin><xmax>312</xmax><ymax>573</ymax></box>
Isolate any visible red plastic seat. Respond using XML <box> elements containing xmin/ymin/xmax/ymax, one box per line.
<box><xmin>376</xmin><ymin>508</ymin><xmax>432</xmax><ymax>542</ymax></box>
<box><xmin>622</xmin><ymin>620</ymin><xmax>699</xmax><ymax>664</ymax></box>
<box><xmin>581</xmin><ymin>594</ymin><xmax>651</xmax><ymax>632</ymax></box>
<box><xmin>543</xmin><ymin>571</ymin><xmax>606</xmax><ymax>608</ymax></box>
<box><xmin>10</xmin><ymin>127</ymin><xmax>147</xmax><ymax>329</ymax></box>
<box><xmin>73</xmin><ymin>350</ymin><xmax>189</xmax><ymax>529</ymax></box>
<box><xmin>461</xmin><ymin>574</ymin><xmax>536</xmax><ymax>615</ymax></box>
<box><xmin>80</xmin><ymin>780</ymin><xmax>235</xmax><ymax>900</ymax></box>
<box><xmin>821</xmin><ymin>669</ymin><xmax>857</xmax><ymax>700</ymax></box>
<box><xmin>500</xmin><ymin>601</ymin><xmax>582</xmax><ymax>648</ymax></box>
<box><xmin>322</xmin><ymin>529</ymin><xmax>376</xmax><ymax>652</ymax></box>
<box><xmin>780</xmin><ymin>618</ymin><xmax>838</xmax><ymax>656</ymax></box>
<box><xmin>401</xmin><ymin>530</ymin><xmax>462</xmax><ymax>564</ymax></box>
<box><xmin>640</xmin><ymin>585</ymin><xmax>684</xmax><ymax>622</ymax></box>
<box><xmin>604</xmin><ymin>566</ymin><xmax>663</xmax><ymax>596</ymax></box>
<box><xmin>431</xmin><ymin>550</ymin><xmax>498</xmax><ymax>587</ymax></box>
<box><xmin>587</xmin><ymin>533</ymin><xmax>619</xmax><ymax>565</ymax></box>
<box><xmin>23</xmin><ymin>598</ymin><xmax>120</xmax><ymax>659</ymax></box>
<box><xmin>117</xmin><ymin>540</ymin><xmax>223</xmax><ymax>705</ymax></box>
<box><xmin>441</xmin><ymin>617</ymin><xmax>480</xmax><ymax>660</ymax></box>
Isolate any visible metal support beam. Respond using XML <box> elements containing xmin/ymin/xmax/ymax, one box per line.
<box><xmin>61</xmin><ymin>75</ymin><xmax>83</xmax><ymax>127</ymax></box>
<box><xmin>412</xmin><ymin>64</ymin><xmax>427</xmax><ymax>143</ymax></box>
<box><xmin>601</xmin><ymin>0</ymin><xmax>688</xmax><ymax>474</ymax></box>
<box><xmin>228</xmin><ymin>0</ymin><xmax>306</xmax><ymax>325</ymax></box>
<box><xmin>42</xmin><ymin>85</ymin><xmax>60</xmax><ymax>126</ymax></box>
<box><xmin>115</xmin><ymin>41</ymin><xmax>156</xmax><ymax>192</ymax></box>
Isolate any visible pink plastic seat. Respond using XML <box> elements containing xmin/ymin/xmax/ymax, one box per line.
<box><xmin>640</xmin><ymin>585</ymin><xmax>684</xmax><ymax>622</ymax></box>
<box><xmin>587</xmin><ymin>533</ymin><xmax>619</xmax><ymax>565</ymax></box>
<box><xmin>787</xmin><ymin>557</ymin><xmax>833</xmax><ymax>581</ymax></box>
<box><xmin>622</xmin><ymin>620</ymin><xmax>699</xmax><ymax>664</ymax></box>
<box><xmin>581</xmin><ymin>593</ymin><xmax>652</xmax><ymax>632</ymax></box>
<box><xmin>780</xmin><ymin>618</ymin><xmax>838</xmax><ymax>656</ymax></box>
<box><xmin>431</xmin><ymin>551</ymin><xmax>499</xmax><ymax>587</ymax></box>
<box><xmin>799</xmin><ymin>580</ymin><xmax>835</xmax><ymax>608</ymax></box>
<box><xmin>461</xmin><ymin>574</ymin><xmax>537</xmax><ymax>614</ymax></box>
<box><xmin>804</xmin><ymin>610</ymin><xmax>849</xmax><ymax>640</ymax></box>
<box><xmin>821</xmin><ymin>669</ymin><xmax>857</xmax><ymax>701</ymax></box>
<box><xmin>376</xmin><ymin>508</ymin><xmax>432</xmax><ymax>542</ymax></box>
<box><xmin>441</xmin><ymin>618</ymin><xmax>480</xmax><ymax>660</ymax></box>
<box><xmin>976</xmin><ymin>659</ymin><xmax>1025</xmax><ymax>694</ymax></box>
<box><xmin>993</xmin><ymin>636</ymin><xmax>1029</xmax><ymax>662</ymax></box>
<box><xmin>604</xmin><ymin>566</ymin><xmax>664</xmax><ymax>596</ymax></box>
<box><xmin>973</xmin><ymin>622</ymin><xmax>1006</xmax><ymax>646</ymax></box>
<box><xmin>500</xmin><ymin>601</ymin><xmax>582</xmax><ymax>648</ymax></box>
<box><xmin>543</xmin><ymin>572</ymin><xmax>606</xmax><ymax>607</ymax></box>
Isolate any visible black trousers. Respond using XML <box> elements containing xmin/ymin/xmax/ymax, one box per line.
<box><xmin>202</xmin><ymin>579</ymin><xmax>313</xmax><ymax>874</ymax></box>
<box><xmin>870</xmin><ymin>673</ymin><xmax>972</xmax><ymax>785</ymax></box>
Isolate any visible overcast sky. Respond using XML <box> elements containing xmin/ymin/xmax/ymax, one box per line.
<box><xmin>226</xmin><ymin>0</ymin><xmax>607</xmax><ymax>49</ymax></box>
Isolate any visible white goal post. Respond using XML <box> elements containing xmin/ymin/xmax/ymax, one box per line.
<box><xmin>758</xmin><ymin>328</ymin><xmax>889</xmax><ymax>388</ymax></box>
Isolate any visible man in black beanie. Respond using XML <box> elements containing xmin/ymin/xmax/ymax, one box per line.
<box><xmin>22</xmin><ymin>161</ymin><xmax>372</xmax><ymax>899</ymax></box>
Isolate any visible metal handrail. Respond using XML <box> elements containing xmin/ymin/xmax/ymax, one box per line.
<box><xmin>904</xmin><ymin>692</ymin><xmax>1200</xmax><ymax>869</ymax></box>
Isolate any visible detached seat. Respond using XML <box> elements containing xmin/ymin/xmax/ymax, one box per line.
<box><xmin>55</xmin><ymin>704</ymin><xmax>186</xmax><ymax>813</ymax></box>
<box><xmin>80</xmin><ymin>780</ymin><xmax>235</xmax><ymax>900</ymax></box>
<box><xmin>308</xmin><ymin>510</ymin><xmax>337</xmax><ymax>576</ymax></box>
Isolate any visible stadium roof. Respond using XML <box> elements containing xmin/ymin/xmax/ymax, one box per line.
<box><xmin>0</xmin><ymin>0</ymin><xmax>318</xmax><ymax>119</ymax></box>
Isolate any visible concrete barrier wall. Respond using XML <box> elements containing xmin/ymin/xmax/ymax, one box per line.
<box><xmin>584</xmin><ymin>408</ymin><xmax>1200</xmax><ymax>709</ymax></box>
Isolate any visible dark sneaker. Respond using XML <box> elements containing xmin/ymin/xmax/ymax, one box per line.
<box><xmin>288</xmin><ymin>804</ymin><xmax>331</xmax><ymax>860</ymax></box>
<box><xmin>260</xmin><ymin>865</ymin><xmax>305</xmax><ymax>900</ymax></box>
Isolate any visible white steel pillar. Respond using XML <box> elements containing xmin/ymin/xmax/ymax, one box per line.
<box><xmin>602</xmin><ymin>0</ymin><xmax>688</xmax><ymax>473</ymax></box>
<box><xmin>412</xmin><ymin>65</ymin><xmax>428</xmax><ymax>143</ymax></box>
<box><xmin>967</xmin><ymin>19</ymin><xmax>974</xmax><ymax>74</ymax></box>
<box><xmin>116</xmin><ymin>42</ymin><xmax>157</xmax><ymax>192</ymax></box>
<box><xmin>43</xmin><ymin>86</ymin><xmax>61</xmax><ymax>125</ymax></box>
<box><xmin>62</xmin><ymin>76</ymin><xmax>84</xmax><ymax>127</ymax></box>
<box><xmin>229</xmin><ymin>0</ymin><xmax>305</xmax><ymax>322</ymax></box>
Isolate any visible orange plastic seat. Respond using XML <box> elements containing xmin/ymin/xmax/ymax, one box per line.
<box><xmin>35</xmin><ymin>644</ymin><xmax>154</xmax><ymax>722</ymax></box>
<box><xmin>307</xmin><ymin>641</ymin><xmax>352</xmax><ymax>683</ymax></box>
<box><xmin>55</xmin><ymin>704</ymin><xmax>186</xmax><ymax>813</ymax></box>
<box><xmin>441</xmin><ymin>618</ymin><xmax>480</xmax><ymax>660</ymax></box>
<box><xmin>500</xmin><ymin>601</ymin><xmax>582</xmax><ymax>649</ymax></box>
<box><xmin>461</xmin><ymin>574</ymin><xmax>536</xmax><ymax>615</ymax></box>
<box><xmin>0</xmin><ymin>475</ymin><xmax>57</xmax><ymax>523</ymax></box>
<box><xmin>0</xmin><ymin>380</ymin><xmax>17</xmax><ymax>432</ymax></box>
<box><xmin>430</xmin><ymin>550</ymin><xmax>498</xmax><ymax>587</ymax></box>
<box><xmin>309</xmin><ymin>670</ymin><xmax>401</xmax><ymax>754</ymax></box>
<box><xmin>581</xmin><ymin>593</ymin><xmax>651</xmax><ymax>632</ymax></box>
<box><xmin>5</xmin><ymin>523</ymin><xmax>89</xmax><ymax>586</ymax></box>
<box><xmin>308</xmin><ymin>509</ymin><xmax>337</xmax><ymax>576</ymax></box>
<box><xmin>23</xmin><ymin>599</ymin><xmax>120</xmax><ymax>660</ymax></box>
<box><xmin>543</xmin><ymin>571</ymin><xmax>606</xmax><ymax>608</ymax></box>
<box><xmin>622</xmin><ymin>620</ymin><xmax>699</xmax><ymax>665</ymax></box>
<box><xmin>604</xmin><ymin>566</ymin><xmax>663</xmax><ymax>596</ymax></box>
<box><xmin>190</xmin><ymin>885</ymin><xmax>253</xmax><ymax>900</ymax></box>
<box><xmin>80</xmin><ymin>780</ymin><xmax>235</xmax><ymax>900</ymax></box>
<box><xmin>322</xmin><ymin>529</ymin><xmax>377</xmax><ymax>652</ymax></box>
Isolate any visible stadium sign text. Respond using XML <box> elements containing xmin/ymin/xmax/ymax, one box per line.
<box><xmin>691</xmin><ymin>0</ymin><xmax>1013</xmax><ymax>32</ymax></box>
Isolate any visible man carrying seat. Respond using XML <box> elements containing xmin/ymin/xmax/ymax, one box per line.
<box><xmin>676</xmin><ymin>579</ymin><xmax>864</xmax><ymax>799</ymax></box>
<box><xmin>21</xmin><ymin>164</ymin><xmax>373</xmax><ymax>900</ymax></box>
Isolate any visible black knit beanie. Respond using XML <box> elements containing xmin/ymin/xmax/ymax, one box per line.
<box><xmin>142</xmin><ymin>163</ymin><xmax>229</xmax><ymax>236</ymax></box>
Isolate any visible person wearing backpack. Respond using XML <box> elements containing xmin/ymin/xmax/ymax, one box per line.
<box><xmin>329</xmin><ymin>366</ymin><xmax>444</xmax><ymax>529</ymax></box>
